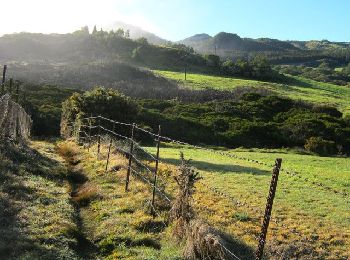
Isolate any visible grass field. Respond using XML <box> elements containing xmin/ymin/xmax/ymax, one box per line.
<box><xmin>146</xmin><ymin>144</ymin><xmax>350</xmax><ymax>259</ymax></box>
<box><xmin>154</xmin><ymin>70</ymin><xmax>350</xmax><ymax>115</ymax></box>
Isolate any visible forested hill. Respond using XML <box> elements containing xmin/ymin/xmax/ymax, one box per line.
<box><xmin>179</xmin><ymin>32</ymin><xmax>350</xmax><ymax>63</ymax></box>
<box><xmin>0</xmin><ymin>29</ymin><xmax>205</xmax><ymax>72</ymax></box>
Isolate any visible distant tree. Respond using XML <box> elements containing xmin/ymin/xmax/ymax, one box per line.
<box><xmin>92</xmin><ymin>25</ymin><xmax>98</xmax><ymax>35</ymax></box>
<box><xmin>343</xmin><ymin>63</ymin><xmax>350</xmax><ymax>75</ymax></box>
<box><xmin>116</xmin><ymin>28</ymin><xmax>125</xmax><ymax>38</ymax></box>
<box><xmin>204</xmin><ymin>54</ymin><xmax>220</xmax><ymax>68</ymax></box>
<box><xmin>137</xmin><ymin>37</ymin><xmax>149</xmax><ymax>45</ymax></box>
<box><xmin>72</xmin><ymin>26</ymin><xmax>90</xmax><ymax>36</ymax></box>
<box><xmin>251</xmin><ymin>55</ymin><xmax>272</xmax><ymax>79</ymax></box>
<box><xmin>125</xmin><ymin>29</ymin><xmax>130</xmax><ymax>38</ymax></box>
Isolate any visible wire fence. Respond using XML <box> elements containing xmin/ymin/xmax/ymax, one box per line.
<box><xmin>70</xmin><ymin>115</ymin><xmax>346</xmax><ymax>259</ymax></box>
<box><xmin>0</xmin><ymin>94</ymin><xmax>32</xmax><ymax>141</ymax></box>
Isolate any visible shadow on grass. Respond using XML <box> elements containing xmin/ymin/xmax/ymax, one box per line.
<box><xmin>160</xmin><ymin>157</ymin><xmax>270</xmax><ymax>176</ymax></box>
<box><xmin>0</xmin><ymin>141</ymin><xmax>79</xmax><ymax>259</ymax></box>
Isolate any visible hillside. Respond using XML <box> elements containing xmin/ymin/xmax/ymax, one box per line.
<box><xmin>105</xmin><ymin>21</ymin><xmax>167</xmax><ymax>45</ymax></box>
<box><xmin>179</xmin><ymin>32</ymin><xmax>350</xmax><ymax>63</ymax></box>
<box><xmin>155</xmin><ymin>70</ymin><xmax>350</xmax><ymax>115</ymax></box>
<box><xmin>0</xmin><ymin>140</ymin><xmax>184</xmax><ymax>259</ymax></box>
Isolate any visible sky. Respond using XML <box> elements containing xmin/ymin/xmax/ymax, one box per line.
<box><xmin>0</xmin><ymin>0</ymin><xmax>349</xmax><ymax>42</ymax></box>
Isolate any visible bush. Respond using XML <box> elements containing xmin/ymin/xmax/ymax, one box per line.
<box><xmin>304</xmin><ymin>137</ymin><xmax>337</xmax><ymax>156</ymax></box>
<box><xmin>61</xmin><ymin>87</ymin><xmax>139</xmax><ymax>137</ymax></box>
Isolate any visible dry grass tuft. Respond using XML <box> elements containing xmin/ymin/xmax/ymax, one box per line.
<box><xmin>71</xmin><ymin>183</ymin><xmax>100</xmax><ymax>206</ymax></box>
<box><xmin>184</xmin><ymin>219</ymin><xmax>232</xmax><ymax>260</ymax></box>
<box><xmin>169</xmin><ymin>153</ymin><xmax>201</xmax><ymax>239</ymax></box>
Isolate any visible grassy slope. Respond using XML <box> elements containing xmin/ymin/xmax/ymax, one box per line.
<box><xmin>0</xmin><ymin>140</ymin><xmax>183</xmax><ymax>259</ymax></box>
<box><xmin>154</xmin><ymin>70</ymin><xmax>350</xmax><ymax>115</ymax></box>
<box><xmin>146</xmin><ymin>144</ymin><xmax>350</xmax><ymax>259</ymax></box>
<box><xmin>56</xmin><ymin>140</ymin><xmax>182</xmax><ymax>259</ymax></box>
<box><xmin>0</xmin><ymin>141</ymin><xmax>79</xmax><ymax>259</ymax></box>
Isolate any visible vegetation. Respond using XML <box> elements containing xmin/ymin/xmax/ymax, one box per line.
<box><xmin>155</xmin><ymin>70</ymin><xmax>350</xmax><ymax>115</ymax></box>
<box><xmin>276</xmin><ymin>62</ymin><xmax>350</xmax><ymax>86</ymax></box>
<box><xmin>145</xmin><ymin>144</ymin><xmax>350</xmax><ymax>259</ymax></box>
<box><xmin>60</xmin><ymin>88</ymin><xmax>350</xmax><ymax>155</ymax></box>
<box><xmin>56</xmin><ymin>140</ymin><xmax>183</xmax><ymax>259</ymax></box>
<box><xmin>0</xmin><ymin>141</ymin><xmax>79</xmax><ymax>259</ymax></box>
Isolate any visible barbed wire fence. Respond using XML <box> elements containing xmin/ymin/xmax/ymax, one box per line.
<box><xmin>0</xmin><ymin>65</ymin><xmax>32</xmax><ymax>141</ymax></box>
<box><xmin>65</xmin><ymin>114</ymin><xmax>330</xmax><ymax>259</ymax></box>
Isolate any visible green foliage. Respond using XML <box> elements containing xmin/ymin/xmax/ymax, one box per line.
<box><xmin>276</xmin><ymin>64</ymin><xmax>350</xmax><ymax>86</ymax></box>
<box><xmin>61</xmin><ymin>87</ymin><xmax>139</xmax><ymax>136</ymax></box>
<box><xmin>304</xmin><ymin>136</ymin><xmax>338</xmax><ymax>156</ymax></box>
<box><xmin>137</xmin><ymin>94</ymin><xmax>350</xmax><ymax>153</ymax></box>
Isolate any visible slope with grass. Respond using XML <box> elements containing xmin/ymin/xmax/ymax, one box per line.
<box><xmin>155</xmin><ymin>70</ymin><xmax>350</xmax><ymax>115</ymax></box>
<box><xmin>56</xmin><ymin>140</ymin><xmax>183</xmax><ymax>259</ymax></box>
<box><xmin>146</xmin><ymin>144</ymin><xmax>350</xmax><ymax>259</ymax></box>
<box><xmin>0</xmin><ymin>140</ymin><xmax>80</xmax><ymax>259</ymax></box>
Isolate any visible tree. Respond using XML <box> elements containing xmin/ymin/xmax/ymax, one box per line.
<box><xmin>116</xmin><ymin>28</ymin><xmax>125</xmax><ymax>38</ymax></box>
<box><xmin>61</xmin><ymin>87</ymin><xmax>139</xmax><ymax>137</ymax></box>
<box><xmin>125</xmin><ymin>29</ymin><xmax>130</xmax><ymax>38</ymax></box>
<box><xmin>137</xmin><ymin>37</ymin><xmax>149</xmax><ymax>45</ymax></box>
<box><xmin>92</xmin><ymin>25</ymin><xmax>98</xmax><ymax>35</ymax></box>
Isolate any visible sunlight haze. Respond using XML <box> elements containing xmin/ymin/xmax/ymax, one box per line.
<box><xmin>1</xmin><ymin>0</ymin><xmax>349</xmax><ymax>41</ymax></box>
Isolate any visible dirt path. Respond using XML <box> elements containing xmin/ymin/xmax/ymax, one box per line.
<box><xmin>55</xmin><ymin>142</ymin><xmax>99</xmax><ymax>259</ymax></box>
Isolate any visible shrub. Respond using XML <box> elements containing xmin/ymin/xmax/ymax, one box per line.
<box><xmin>61</xmin><ymin>87</ymin><xmax>139</xmax><ymax>137</ymax></box>
<box><xmin>304</xmin><ymin>137</ymin><xmax>337</xmax><ymax>156</ymax></box>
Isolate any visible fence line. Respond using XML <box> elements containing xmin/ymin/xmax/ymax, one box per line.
<box><xmin>0</xmin><ymin>94</ymin><xmax>32</xmax><ymax>140</ymax></box>
<box><xmin>80</xmin><ymin>115</ymin><xmax>347</xmax><ymax>198</ymax></box>
<box><xmin>73</xmin><ymin>114</ymin><xmax>344</xmax><ymax>259</ymax></box>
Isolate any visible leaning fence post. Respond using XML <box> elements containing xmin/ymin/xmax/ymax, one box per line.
<box><xmin>105</xmin><ymin>122</ymin><xmax>115</xmax><ymax>172</ymax></box>
<box><xmin>97</xmin><ymin>115</ymin><xmax>101</xmax><ymax>159</ymax></box>
<box><xmin>255</xmin><ymin>158</ymin><xmax>282</xmax><ymax>260</ymax></box>
<box><xmin>151</xmin><ymin>125</ymin><xmax>161</xmax><ymax>214</ymax></box>
<box><xmin>125</xmin><ymin>123</ymin><xmax>135</xmax><ymax>191</ymax></box>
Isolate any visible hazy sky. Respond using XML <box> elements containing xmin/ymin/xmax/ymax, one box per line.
<box><xmin>1</xmin><ymin>0</ymin><xmax>349</xmax><ymax>41</ymax></box>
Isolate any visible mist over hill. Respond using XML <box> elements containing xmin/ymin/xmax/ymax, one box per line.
<box><xmin>105</xmin><ymin>21</ymin><xmax>168</xmax><ymax>45</ymax></box>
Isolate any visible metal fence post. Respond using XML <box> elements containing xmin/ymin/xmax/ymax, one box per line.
<box><xmin>255</xmin><ymin>158</ymin><xmax>282</xmax><ymax>260</ymax></box>
<box><xmin>151</xmin><ymin>125</ymin><xmax>161</xmax><ymax>214</ymax></box>
<box><xmin>105</xmin><ymin>122</ymin><xmax>115</xmax><ymax>172</ymax></box>
<box><xmin>125</xmin><ymin>123</ymin><xmax>135</xmax><ymax>191</ymax></box>
<box><xmin>97</xmin><ymin>116</ymin><xmax>101</xmax><ymax>159</ymax></box>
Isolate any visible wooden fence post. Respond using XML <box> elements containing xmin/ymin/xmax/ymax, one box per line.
<box><xmin>151</xmin><ymin>125</ymin><xmax>161</xmax><ymax>214</ymax></box>
<box><xmin>125</xmin><ymin>123</ymin><xmax>135</xmax><ymax>191</ymax></box>
<box><xmin>97</xmin><ymin>116</ymin><xmax>101</xmax><ymax>159</ymax></box>
<box><xmin>9</xmin><ymin>78</ymin><xmax>13</xmax><ymax>96</ymax></box>
<box><xmin>15</xmin><ymin>84</ymin><xmax>19</xmax><ymax>103</ymax></box>
<box><xmin>105</xmin><ymin>122</ymin><xmax>115</xmax><ymax>172</ymax></box>
<box><xmin>87</xmin><ymin>114</ymin><xmax>92</xmax><ymax>151</ymax></box>
<box><xmin>1</xmin><ymin>65</ymin><xmax>7</xmax><ymax>94</ymax></box>
<box><xmin>255</xmin><ymin>158</ymin><xmax>282</xmax><ymax>260</ymax></box>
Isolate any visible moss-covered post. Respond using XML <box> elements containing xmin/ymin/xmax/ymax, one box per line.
<box><xmin>151</xmin><ymin>125</ymin><xmax>161</xmax><ymax>214</ymax></box>
<box><xmin>97</xmin><ymin>116</ymin><xmax>101</xmax><ymax>159</ymax></box>
<box><xmin>125</xmin><ymin>123</ymin><xmax>135</xmax><ymax>191</ymax></box>
<box><xmin>105</xmin><ymin>122</ymin><xmax>115</xmax><ymax>172</ymax></box>
<box><xmin>87</xmin><ymin>114</ymin><xmax>92</xmax><ymax>151</ymax></box>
